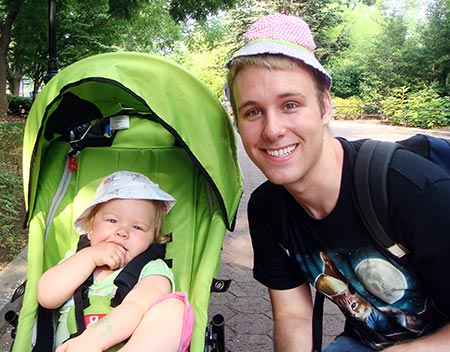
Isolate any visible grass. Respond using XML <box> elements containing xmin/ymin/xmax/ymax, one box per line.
<box><xmin>0</xmin><ymin>117</ymin><xmax>27</xmax><ymax>270</ymax></box>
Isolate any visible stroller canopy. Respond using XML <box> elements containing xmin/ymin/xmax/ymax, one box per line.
<box><xmin>23</xmin><ymin>52</ymin><xmax>243</xmax><ymax>231</ymax></box>
<box><xmin>16</xmin><ymin>52</ymin><xmax>243</xmax><ymax>352</ymax></box>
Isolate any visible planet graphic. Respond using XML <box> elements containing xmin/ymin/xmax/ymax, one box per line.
<box><xmin>355</xmin><ymin>258</ymin><xmax>407</xmax><ymax>304</ymax></box>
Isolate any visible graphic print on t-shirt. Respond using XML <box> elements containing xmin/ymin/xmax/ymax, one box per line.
<box><xmin>312</xmin><ymin>251</ymin><xmax>444</xmax><ymax>348</ymax></box>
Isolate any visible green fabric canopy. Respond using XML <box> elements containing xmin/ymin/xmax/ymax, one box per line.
<box><xmin>16</xmin><ymin>52</ymin><xmax>243</xmax><ymax>352</ymax></box>
<box><xmin>23</xmin><ymin>52</ymin><xmax>243</xmax><ymax>231</ymax></box>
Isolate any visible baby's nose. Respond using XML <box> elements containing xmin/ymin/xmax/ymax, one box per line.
<box><xmin>116</xmin><ymin>228</ymin><xmax>129</xmax><ymax>237</ymax></box>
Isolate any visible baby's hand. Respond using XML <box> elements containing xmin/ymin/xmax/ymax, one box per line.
<box><xmin>55</xmin><ymin>335</ymin><xmax>102</xmax><ymax>352</ymax></box>
<box><xmin>87</xmin><ymin>242</ymin><xmax>127</xmax><ymax>269</ymax></box>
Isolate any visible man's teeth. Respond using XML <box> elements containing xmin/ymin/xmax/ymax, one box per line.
<box><xmin>267</xmin><ymin>145</ymin><xmax>296</xmax><ymax>157</ymax></box>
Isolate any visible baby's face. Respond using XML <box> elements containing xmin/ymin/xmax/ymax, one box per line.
<box><xmin>89</xmin><ymin>198</ymin><xmax>157</xmax><ymax>265</ymax></box>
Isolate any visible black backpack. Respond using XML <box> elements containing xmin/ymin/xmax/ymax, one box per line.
<box><xmin>313</xmin><ymin>133</ymin><xmax>450</xmax><ymax>352</ymax></box>
<box><xmin>353</xmin><ymin>133</ymin><xmax>450</xmax><ymax>263</ymax></box>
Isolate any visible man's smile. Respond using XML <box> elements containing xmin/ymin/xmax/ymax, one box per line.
<box><xmin>266</xmin><ymin>144</ymin><xmax>297</xmax><ymax>158</ymax></box>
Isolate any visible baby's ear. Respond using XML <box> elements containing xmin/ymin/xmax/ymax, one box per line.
<box><xmin>86</xmin><ymin>219</ymin><xmax>94</xmax><ymax>239</ymax></box>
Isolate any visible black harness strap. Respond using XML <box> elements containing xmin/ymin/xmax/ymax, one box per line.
<box><xmin>111</xmin><ymin>243</ymin><xmax>166</xmax><ymax>307</ymax></box>
<box><xmin>70</xmin><ymin>237</ymin><xmax>167</xmax><ymax>337</ymax></box>
<box><xmin>70</xmin><ymin>235</ymin><xmax>93</xmax><ymax>338</ymax></box>
<box><xmin>31</xmin><ymin>305</ymin><xmax>54</xmax><ymax>352</ymax></box>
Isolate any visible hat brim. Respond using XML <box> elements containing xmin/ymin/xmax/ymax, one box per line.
<box><xmin>227</xmin><ymin>41</ymin><xmax>332</xmax><ymax>89</ymax></box>
<box><xmin>74</xmin><ymin>188</ymin><xmax>176</xmax><ymax>235</ymax></box>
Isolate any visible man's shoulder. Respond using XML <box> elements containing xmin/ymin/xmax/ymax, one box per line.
<box><xmin>336</xmin><ymin>136</ymin><xmax>365</xmax><ymax>151</ymax></box>
<box><xmin>391</xmin><ymin>148</ymin><xmax>450</xmax><ymax>183</ymax></box>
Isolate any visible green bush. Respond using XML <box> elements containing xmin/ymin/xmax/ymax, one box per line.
<box><xmin>381</xmin><ymin>86</ymin><xmax>450</xmax><ymax>128</ymax></box>
<box><xmin>0</xmin><ymin>121</ymin><xmax>27</xmax><ymax>266</ymax></box>
<box><xmin>333</xmin><ymin>96</ymin><xmax>364</xmax><ymax>120</ymax></box>
<box><xmin>330</xmin><ymin>64</ymin><xmax>363</xmax><ymax>99</ymax></box>
<box><xmin>7</xmin><ymin>94</ymin><xmax>32</xmax><ymax>117</ymax></box>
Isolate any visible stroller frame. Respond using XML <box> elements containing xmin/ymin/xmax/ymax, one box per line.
<box><xmin>13</xmin><ymin>52</ymin><xmax>243</xmax><ymax>351</ymax></box>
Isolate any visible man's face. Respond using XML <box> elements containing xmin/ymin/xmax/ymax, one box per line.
<box><xmin>233</xmin><ymin>64</ymin><xmax>331</xmax><ymax>188</ymax></box>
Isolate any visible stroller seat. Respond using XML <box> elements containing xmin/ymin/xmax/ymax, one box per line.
<box><xmin>13</xmin><ymin>52</ymin><xmax>243</xmax><ymax>351</ymax></box>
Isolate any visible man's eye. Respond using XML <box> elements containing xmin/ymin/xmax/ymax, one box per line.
<box><xmin>284</xmin><ymin>102</ymin><xmax>298</xmax><ymax>110</ymax></box>
<box><xmin>246</xmin><ymin>109</ymin><xmax>261</xmax><ymax>118</ymax></box>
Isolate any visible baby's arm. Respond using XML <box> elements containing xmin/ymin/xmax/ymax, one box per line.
<box><xmin>55</xmin><ymin>274</ymin><xmax>172</xmax><ymax>352</ymax></box>
<box><xmin>37</xmin><ymin>242</ymin><xmax>127</xmax><ymax>309</ymax></box>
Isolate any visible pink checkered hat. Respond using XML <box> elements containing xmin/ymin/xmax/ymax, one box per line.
<box><xmin>227</xmin><ymin>14</ymin><xmax>332</xmax><ymax>88</ymax></box>
<box><xmin>74</xmin><ymin>171</ymin><xmax>176</xmax><ymax>234</ymax></box>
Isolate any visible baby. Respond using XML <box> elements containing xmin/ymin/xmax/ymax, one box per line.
<box><xmin>38</xmin><ymin>171</ymin><xmax>193</xmax><ymax>352</ymax></box>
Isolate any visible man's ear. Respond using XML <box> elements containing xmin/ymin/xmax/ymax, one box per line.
<box><xmin>321</xmin><ymin>91</ymin><xmax>333</xmax><ymax>125</ymax></box>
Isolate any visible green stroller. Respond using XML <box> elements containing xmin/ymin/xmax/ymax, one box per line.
<box><xmin>11</xmin><ymin>52</ymin><xmax>243</xmax><ymax>351</ymax></box>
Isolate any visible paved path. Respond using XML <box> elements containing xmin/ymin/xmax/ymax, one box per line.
<box><xmin>2</xmin><ymin>120</ymin><xmax>450</xmax><ymax>352</ymax></box>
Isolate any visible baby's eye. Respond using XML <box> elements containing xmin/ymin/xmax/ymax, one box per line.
<box><xmin>107</xmin><ymin>218</ymin><xmax>117</xmax><ymax>224</ymax></box>
<box><xmin>132</xmin><ymin>225</ymin><xmax>144</xmax><ymax>231</ymax></box>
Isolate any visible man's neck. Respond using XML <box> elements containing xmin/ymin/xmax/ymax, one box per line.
<box><xmin>285</xmin><ymin>137</ymin><xmax>343</xmax><ymax>220</ymax></box>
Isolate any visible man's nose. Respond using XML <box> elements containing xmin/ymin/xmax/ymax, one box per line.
<box><xmin>262</xmin><ymin>113</ymin><xmax>285</xmax><ymax>140</ymax></box>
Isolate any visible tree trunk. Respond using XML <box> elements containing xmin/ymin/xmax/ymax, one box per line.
<box><xmin>8</xmin><ymin>69</ymin><xmax>23</xmax><ymax>96</ymax></box>
<box><xmin>0</xmin><ymin>10</ymin><xmax>19</xmax><ymax>118</ymax></box>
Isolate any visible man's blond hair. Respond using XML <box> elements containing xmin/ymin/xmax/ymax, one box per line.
<box><xmin>227</xmin><ymin>55</ymin><xmax>329</xmax><ymax>121</ymax></box>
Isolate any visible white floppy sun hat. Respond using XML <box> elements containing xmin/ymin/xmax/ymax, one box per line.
<box><xmin>74</xmin><ymin>171</ymin><xmax>176</xmax><ymax>235</ymax></box>
<box><xmin>227</xmin><ymin>13</ymin><xmax>332</xmax><ymax>89</ymax></box>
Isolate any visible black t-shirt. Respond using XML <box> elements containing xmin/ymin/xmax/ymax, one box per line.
<box><xmin>248</xmin><ymin>138</ymin><xmax>450</xmax><ymax>350</ymax></box>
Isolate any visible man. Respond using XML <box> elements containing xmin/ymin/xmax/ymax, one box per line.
<box><xmin>226</xmin><ymin>13</ymin><xmax>450</xmax><ymax>351</ymax></box>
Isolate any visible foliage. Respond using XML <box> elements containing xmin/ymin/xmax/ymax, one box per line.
<box><xmin>270</xmin><ymin>0</ymin><xmax>346</xmax><ymax>63</ymax></box>
<box><xmin>381</xmin><ymin>85</ymin><xmax>450</xmax><ymax>129</ymax></box>
<box><xmin>7</xmin><ymin>94</ymin><xmax>31</xmax><ymax>116</ymax></box>
<box><xmin>223</xmin><ymin>0</ymin><xmax>276</xmax><ymax>58</ymax></box>
<box><xmin>330</xmin><ymin>61</ymin><xmax>363</xmax><ymax>98</ymax></box>
<box><xmin>107</xmin><ymin>0</ymin><xmax>238</xmax><ymax>22</ymax></box>
<box><xmin>420</xmin><ymin>0</ymin><xmax>450</xmax><ymax>96</ymax></box>
<box><xmin>168</xmin><ymin>0</ymin><xmax>236</xmax><ymax>22</ymax></box>
<box><xmin>0</xmin><ymin>120</ymin><xmax>27</xmax><ymax>267</ymax></box>
<box><xmin>1</xmin><ymin>0</ymin><xmax>240</xmax><ymax>118</ymax></box>
<box><xmin>178</xmin><ymin>45</ymin><xmax>230</xmax><ymax>99</ymax></box>
<box><xmin>333</xmin><ymin>96</ymin><xmax>364</xmax><ymax>120</ymax></box>
<box><xmin>177</xmin><ymin>12</ymin><xmax>233</xmax><ymax>97</ymax></box>
<box><xmin>2</xmin><ymin>0</ymin><xmax>450</xmax><ymax>123</ymax></box>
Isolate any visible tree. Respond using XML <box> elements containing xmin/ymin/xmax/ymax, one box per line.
<box><xmin>420</xmin><ymin>0</ymin><xmax>450</xmax><ymax>95</ymax></box>
<box><xmin>177</xmin><ymin>13</ymin><xmax>235</xmax><ymax>97</ymax></box>
<box><xmin>327</xmin><ymin>1</ymin><xmax>381</xmax><ymax>98</ymax></box>
<box><xmin>223</xmin><ymin>0</ymin><xmax>346</xmax><ymax>66</ymax></box>
<box><xmin>107</xmin><ymin>0</ymin><xmax>236</xmax><ymax>22</ymax></box>
<box><xmin>270</xmin><ymin>0</ymin><xmax>345</xmax><ymax>62</ymax></box>
<box><xmin>1</xmin><ymin>0</ymin><xmax>239</xmax><ymax>117</ymax></box>
<box><xmin>7</xmin><ymin>0</ymin><xmax>47</xmax><ymax>99</ymax></box>
<box><xmin>0</xmin><ymin>0</ymin><xmax>21</xmax><ymax>118</ymax></box>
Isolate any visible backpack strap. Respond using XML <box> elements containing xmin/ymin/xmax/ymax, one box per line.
<box><xmin>353</xmin><ymin>139</ymin><xmax>409</xmax><ymax>259</ymax></box>
<box><xmin>312</xmin><ymin>291</ymin><xmax>325</xmax><ymax>352</ymax></box>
